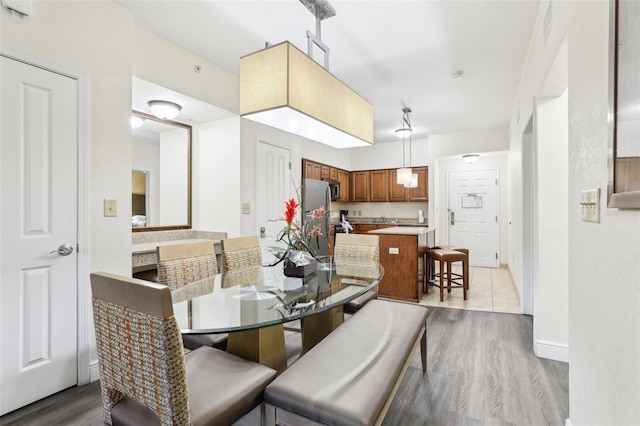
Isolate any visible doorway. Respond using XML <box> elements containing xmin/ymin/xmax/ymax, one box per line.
<box><xmin>256</xmin><ymin>142</ymin><xmax>290</xmax><ymax>260</ymax></box>
<box><xmin>447</xmin><ymin>169</ymin><xmax>499</xmax><ymax>268</ymax></box>
<box><xmin>0</xmin><ymin>53</ymin><xmax>86</xmax><ymax>414</ymax></box>
<box><xmin>522</xmin><ymin>117</ymin><xmax>535</xmax><ymax>316</ymax></box>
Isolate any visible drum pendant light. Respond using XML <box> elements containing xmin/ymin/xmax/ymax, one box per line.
<box><xmin>396</xmin><ymin>107</ymin><xmax>413</xmax><ymax>185</ymax></box>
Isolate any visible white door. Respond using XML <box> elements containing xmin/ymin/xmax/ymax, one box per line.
<box><xmin>447</xmin><ymin>169</ymin><xmax>499</xmax><ymax>268</ymax></box>
<box><xmin>256</xmin><ymin>142</ymin><xmax>290</xmax><ymax>261</ymax></box>
<box><xmin>1</xmin><ymin>56</ymin><xmax>79</xmax><ymax>415</ymax></box>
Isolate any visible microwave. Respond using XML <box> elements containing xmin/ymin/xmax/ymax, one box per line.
<box><xmin>323</xmin><ymin>179</ymin><xmax>340</xmax><ymax>201</ymax></box>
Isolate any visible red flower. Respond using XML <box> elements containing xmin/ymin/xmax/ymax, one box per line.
<box><xmin>284</xmin><ymin>198</ymin><xmax>299</xmax><ymax>225</ymax></box>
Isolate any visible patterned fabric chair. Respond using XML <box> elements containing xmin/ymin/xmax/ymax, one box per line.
<box><xmin>334</xmin><ymin>233</ymin><xmax>380</xmax><ymax>314</ymax></box>
<box><xmin>157</xmin><ymin>241</ymin><xmax>227</xmax><ymax>351</ymax></box>
<box><xmin>221</xmin><ymin>236</ymin><xmax>262</xmax><ymax>272</ymax></box>
<box><xmin>91</xmin><ymin>272</ymin><xmax>276</xmax><ymax>426</ymax></box>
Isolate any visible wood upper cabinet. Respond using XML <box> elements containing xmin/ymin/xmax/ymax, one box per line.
<box><xmin>321</xmin><ymin>164</ymin><xmax>331</xmax><ymax>179</ymax></box>
<box><xmin>388</xmin><ymin>169</ymin><xmax>409</xmax><ymax>202</ymax></box>
<box><xmin>369</xmin><ymin>169</ymin><xmax>389</xmax><ymax>202</ymax></box>
<box><xmin>337</xmin><ymin>169</ymin><xmax>350</xmax><ymax>201</ymax></box>
<box><xmin>304</xmin><ymin>160</ymin><xmax>321</xmax><ymax>180</ymax></box>
<box><xmin>329</xmin><ymin>167</ymin><xmax>338</xmax><ymax>181</ymax></box>
<box><xmin>351</xmin><ymin>171</ymin><xmax>369</xmax><ymax>202</ymax></box>
<box><xmin>409</xmin><ymin>167</ymin><xmax>428</xmax><ymax>201</ymax></box>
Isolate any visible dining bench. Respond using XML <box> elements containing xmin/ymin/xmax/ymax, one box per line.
<box><xmin>263</xmin><ymin>299</ymin><xmax>428</xmax><ymax>425</ymax></box>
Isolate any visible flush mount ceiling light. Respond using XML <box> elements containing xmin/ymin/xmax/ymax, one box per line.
<box><xmin>396</xmin><ymin>107</ymin><xmax>413</xmax><ymax>185</ymax></box>
<box><xmin>130</xmin><ymin>115</ymin><xmax>145</xmax><ymax>129</ymax></box>
<box><xmin>148</xmin><ymin>100</ymin><xmax>182</xmax><ymax>120</ymax></box>
<box><xmin>462</xmin><ymin>154</ymin><xmax>480</xmax><ymax>164</ymax></box>
<box><xmin>240</xmin><ymin>0</ymin><xmax>373</xmax><ymax>149</ymax></box>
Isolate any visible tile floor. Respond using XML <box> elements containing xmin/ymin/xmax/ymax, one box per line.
<box><xmin>419</xmin><ymin>265</ymin><xmax>522</xmax><ymax>314</ymax></box>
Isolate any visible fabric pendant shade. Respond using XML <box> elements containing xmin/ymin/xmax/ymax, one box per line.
<box><xmin>240</xmin><ymin>42</ymin><xmax>373</xmax><ymax>149</ymax></box>
<box><xmin>404</xmin><ymin>173</ymin><xmax>418</xmax><ymax>188</ymax></box>
<box><xmin>397</xmin><ymin>167</ymin><xmax>413</xmax><ymax>185</ymax></box>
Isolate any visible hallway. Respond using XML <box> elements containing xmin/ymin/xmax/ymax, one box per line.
<box><xmin>419</xmin><ymin>266</ymin><xmax>522</xmax><ymax>314</ymax></box>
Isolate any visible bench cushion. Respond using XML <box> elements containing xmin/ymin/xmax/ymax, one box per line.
<box><xmin>264</xmin><ymin>299</ymin><xmax>428</xmax><ymax>425</ymax></box>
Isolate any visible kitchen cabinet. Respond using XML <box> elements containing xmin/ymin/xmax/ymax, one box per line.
<box><xmin>409</xmin><ymin>167</ymin><xmax>428</xmax><ymax>201</ymax></box>
<box><xmin>369</xmin><ymin>170</ymin><xmax>389</xmax><ymax>202</ymax></box>
<box><xmin>304</xmin><ymin>160</ymin><xmax>321</xmax><ymax>180</ymax></box>
<box><xmin>337</xmin><ymin>169</ymin><xmax>350</xmax><ymax>202</ymax></box>
<box><xmin>351</xmin><ymin>171</ymin><xmax>369</xmax><ymax>202</ymax></box>
<box><xmin>321</xmin><ymin>164</ymin><xmax>330</xmax><ymax>179</ymax></box>
<box><xmin>329</xmin><ymin>167</ymin><xmax>338</xmax><ymax>181</ymax></box>
<box><xmin>388</xmin><ymin>169</ymin><xmax>409</xmax><ymax>202</ymax></box>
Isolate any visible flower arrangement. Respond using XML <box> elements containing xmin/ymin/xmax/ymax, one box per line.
<box><xmin>268</xmin><ymin>197</ymin><xmax>326</xmax><ymax>268</ymax></box>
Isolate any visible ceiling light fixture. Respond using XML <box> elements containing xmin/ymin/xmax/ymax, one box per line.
<box><xmin>396</xmin><ymin>107</ymin><xmax>413</xmax><ymax>185</ymax></box>
<box><xmin>462</xmin><ymin>154</ymin><xmax>480</xmax><ymax>164</ymax></box>
<box><xmin>130</xmin><ymin>115</ymin><xmax>145</xmax><ymax>129</ymax></box>
<box><xmin>148</xmin><ymin>100</ymin><xmax>182</xmax><ymax>120</ymax></box>
<box><xmin>239</xmin><ymin>0</ymin><xmax>373</xmax><ymax>149</ymax></box>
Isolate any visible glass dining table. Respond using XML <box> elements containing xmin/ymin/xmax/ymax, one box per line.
<box><xmin>171</xmin><ymin>256</ymin><xmax>384</xmax><ymax>373</ymax></box>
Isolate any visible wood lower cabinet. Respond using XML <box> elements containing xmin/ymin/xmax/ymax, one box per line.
<box><xmin>377</xmin><ymin>234</ymin><xmax>423</xmax><ymax>303</ymax></box>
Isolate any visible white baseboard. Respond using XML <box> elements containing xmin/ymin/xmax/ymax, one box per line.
<box><xmin>89</xmin><ymin>361</ymin><xmax>100</xmax><ymax>382</ymax></box>
<box><xmin>535</xmin><ymin>339</ymin><xmax>569</xmax><ymax>363</ymax></box>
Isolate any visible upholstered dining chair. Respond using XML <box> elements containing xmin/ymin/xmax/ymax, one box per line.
<box><xmin>157</xmin><ymin>241</ymin><xmax>227</xmax><ymax>351</ymax></box>
<box><xmin>333</xmin><ymin>233</ymin><xmax>380</xmax><ymax>314</ymax></box>
<box><xmin>91</xmin><ymin>272</ymin><xmax>277</xmax><ymax>426</ymax></box>
<box><xmin>221</xmin><ymin>236</ymin><xmax>262</xmax><ymax>272</ymax></box>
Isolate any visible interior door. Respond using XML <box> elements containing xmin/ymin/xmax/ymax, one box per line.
<box><xmin>0</xmin><ymin>56</ymin><xmax>79</xmax><ymax>414</ymax></box>
<box><xmin>447</xmin><ymin>169</ymin><xmax>499</xmax><ymax>268</ymax></box>
<box><xmin>256</xmin><ymin>142</ymin><xmax>290</xmax><ymax>262</ymax></box>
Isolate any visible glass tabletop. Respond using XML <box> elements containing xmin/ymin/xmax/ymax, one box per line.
<box><xmin>171</xmin><ymin>257</ymin><xmax>384</xmax><ymax>334</ymax></box>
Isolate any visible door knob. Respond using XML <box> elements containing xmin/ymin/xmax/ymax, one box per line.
<box><xmin>50</xmin><ymin>244</ymin><xmax>74</xmax><ymax>256</ymax></box>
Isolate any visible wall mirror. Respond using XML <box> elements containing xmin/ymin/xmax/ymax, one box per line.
<box><xmin>608</xmin><ymin>0</ymin><xmax>640</xmax><ymax>208</ymax></box>
<box><xmin>131</xmin><ymin>110</ymin><xmax>192</xmax><ymax>230</ymax></box>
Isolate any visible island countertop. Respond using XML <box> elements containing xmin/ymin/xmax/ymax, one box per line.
<box><xmin>367</xmin><ymin>226</ymin><xmax>436</xmax><ymax>236</ymax></box>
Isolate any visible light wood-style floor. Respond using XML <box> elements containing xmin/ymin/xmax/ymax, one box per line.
<box><xmin>0</xmin><ymin>306</ymin><xmax>567</xmax><ymax>426</ymax></box>
<box><xmin>420</xmin><ymin>266</ymin><xmax>522</xmax><ymax>314</ymax></box>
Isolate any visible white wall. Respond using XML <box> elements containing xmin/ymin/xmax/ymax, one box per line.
<box><xmin>510</xmin><ymin>0</ymin><xmax>640</xmax><ymax>423</ymax></box>
<box><xmin>535</xmin><ymin>90</ymin><xmax>569</xmax><ymax>359</ymax></box>
<box><xmin>192</xmin><ymin>117</ymin><xmax>242</xmax><ymax>236</ymax></box>
<box><xmin>159</xmin><ymin>128</ymin><xmax>189</xmax><ymax>224</ymax></box>
<box><xmin>426</xmin><ymin>127</ymin><xmax>510</xmax><ymax>244</ymax></box>
<box><xmin>567</xmin><ymin>3</ymin><xmax>640</xmax><ymax>424</ymax></box>
<box><xmin>240</xmin><ymin>118</ymin><xmax>352</xmax><ymax>236</ymax></box>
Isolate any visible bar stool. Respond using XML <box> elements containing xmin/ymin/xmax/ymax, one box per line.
<box><xmin>427</xmin><ymin>248</ymin><xmax>468</xmax><ymax>302</ymax></box>
<box><xmin>431</xmin><ymin>245</ymin><xmax>470</xmax><ymax>292</ymax></box>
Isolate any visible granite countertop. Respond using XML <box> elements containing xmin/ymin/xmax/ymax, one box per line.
<box><xmin>367</xmin><ymin>226</ymin><xmax>436</xmax><ymax>236</ymax></box>
<box><xmin>333</xmin><ymin>217</ymin><xmax>428</xmax><ymax>227</ymax></box>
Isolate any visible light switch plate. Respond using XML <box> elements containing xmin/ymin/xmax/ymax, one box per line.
<box><xmin>580</xmin><ymin>188</ymin><xmax>600</xmax><ymax>223</ymax></box>
<box><xmin>104</xmin><ymin>199</ymin><xmax>117</xmax><ymax>217</ymax></box>
<box><xmin>242</xmin><ymin>203</ymin><xmax>250</xmax><ymax>214</ymax></box>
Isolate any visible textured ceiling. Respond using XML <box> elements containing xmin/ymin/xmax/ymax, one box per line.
<box><xmin>119</xmin><ymin>0</ymin><xmax>540</xmax><ymax>143</ymax></box>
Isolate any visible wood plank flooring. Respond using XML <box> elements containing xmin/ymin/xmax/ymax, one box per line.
<box><xmin>0</xmin><ymin>308</ymin><xmax>568</xmax><ymax>426</ymax></box>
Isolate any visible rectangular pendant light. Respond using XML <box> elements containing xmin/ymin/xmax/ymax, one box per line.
<box><xmin>240</xmin><ymin>41</ymin><xmax>373</xmax><ymax>148</ymax></box>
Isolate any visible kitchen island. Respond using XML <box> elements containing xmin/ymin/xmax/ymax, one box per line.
<box><xmin>367</xmin><ymin>226</ymin><xmax>436</xmax><ymax>303</ymax></box>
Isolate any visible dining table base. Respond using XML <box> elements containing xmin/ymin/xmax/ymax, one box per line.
<box><xmin>226</xmin><ymin>324</ymin><xmax>287</xmax><ymax>374</ymax></box>
<box><xmin>300</xmin><ymin>306</ymin><xmax>344</xmax><ymax>355</ymax></box>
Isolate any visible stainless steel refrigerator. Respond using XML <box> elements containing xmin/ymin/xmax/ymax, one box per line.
<box><xmin>301</xmin><ymin>178</ymin><xmax>331</xmax><ymax>257</ymax></box>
